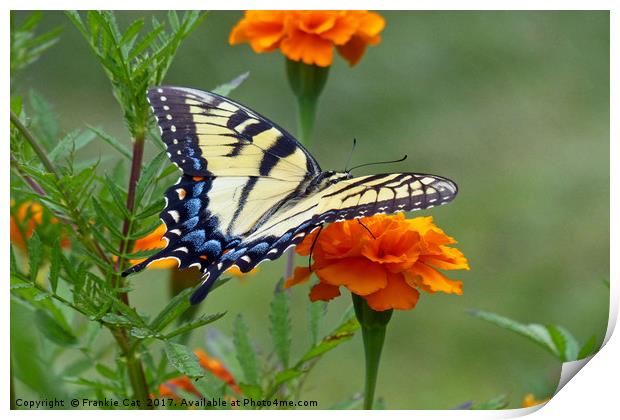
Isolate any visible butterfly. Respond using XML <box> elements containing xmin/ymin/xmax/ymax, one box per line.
<box><xmin>122</xmin><ymin>87</ymin><xmax>458</xmax><ymax>304</ymax></box>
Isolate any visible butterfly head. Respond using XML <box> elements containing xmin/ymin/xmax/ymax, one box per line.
<box><xmin>306</xmin><ymin>171</ymin><xmax>352</xmax><ymax>195</ymax></box>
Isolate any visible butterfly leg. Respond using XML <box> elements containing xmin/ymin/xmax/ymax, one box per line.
<box><xmin>357</xmin><ymin>219</ymin><xmax>376</xmax><ymax>239</ymax></box>
<box><xmin>308</xmin><ymin>223</ymin><xmax>325</xmax><ymax>270</ymax></box>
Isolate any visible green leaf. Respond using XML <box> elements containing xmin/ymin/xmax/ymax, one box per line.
<box><xmin>100</xmin><ymin>313</ymin><xmax>133</xmax><ymax>326</ymax></box>
<box><xmin>34</xmin><ymin>309</ymin><xmax>78</xmax><ymax>346</ymax></box>
<box><xmin>273</xmin><ymin>368</ymin><xmax>304</xmax><ymax>388</ymax></box>
<box><xmin>212</xmin><ymin>72</ymin><xmax>250</xmax><ymax>96</ymax></box>
<box><xmin>163</xmin><ymin>312</ymin><xmax>226</xmax><ymax>339</ymax></box>
<box><xmin>87</xmin><ymin>125</ymin><xmax>132</xmax><ymax>160</ymax></box>
<box><xmin>27</xmin><ymin>231</ymin><xmax>42</xmax><ymax>283</ymax></box>
<box><xmin>308</xmin><ymin>300</ymin><xmax>326</xmax><ymax>346</ymax></box>
<box><xmin>299</xmin><ymin>315</ymin><xmax>360</xmax><ymax>364</ymax></box>
<box><xmin>469</xmin><ymin>309</ymin><xmax>583</xmax><ymax>361</ymax></box>
<box><xmin>547</xmin><ymin>324</ymin><xmax>580</xmax><ymax>362</ymax></box>
<box><xmin>130</xmin><ymin>326</ymin><xmax>158</xmax><ymax>339</ymax></box>
<box><xmin>149</xmin><ymin>288</ymin><xmax>192</xmax><ymax>332</ymax></box>
<box><xmin>269</xmin><ymin>279</ymin><xmax>291</xmax><ymax>367</ymax></box>
<box><xmin>233</xmin><ymin>314</ymin><xmax>259</xmax><ymax>385</ymax></box>
<box><xmin>48</xmin><ymin>243</ymin><xmax>61</xmax><ymax>293</ymax></box>
<box><xmin>164</xmin><ymin>341</ymin><xmax>205</xmax><ymax>378</ymax></box>
<box><xmin>193</xmin><ymin>375</ymin><xmax>228</xmax><ymax>400</ymax></box>
<box><xmin>28</xmin><ymin>90</ymin><xmax>58</xmax><ymax>144</ymax></box>
<box><xmin>578</xmin><ymin>335</ymin><xmax>599</xmax><ymax>359</ymax></box>
<box><xmin>48</xmin><ymin>129</ymin><xmax>96</xmax><ymax>161</ymax></box>
<box><xmin>238</xmin><ymin>383</ymin><xmax>263</xmax><ymax>400</ymax></box>
<box><xmin>96</xmin><ymin>363</ymin><xmax>118</xmax><ymax>380</ymax></box>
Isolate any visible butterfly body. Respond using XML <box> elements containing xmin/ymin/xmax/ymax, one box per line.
<box><xmin>122</xmin><ymin>87</ymin><xmax>458</xmax><ymax>304</ymax></box>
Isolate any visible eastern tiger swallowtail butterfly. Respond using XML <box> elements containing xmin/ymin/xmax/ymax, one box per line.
<box><xmin>122</xmin><ymin>87</ymin><xmax>458</xmax><ymax>304</ymax></box>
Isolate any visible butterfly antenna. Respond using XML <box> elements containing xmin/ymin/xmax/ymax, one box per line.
<box><xmin>344</xmin><ymin>138</ymin><xmax>357</xmax><ymax>172</ymax></box>
<box><xmin>348</xmin><ymin>154</ymin><xmax>408</xmax><ymax>172</ymax></box>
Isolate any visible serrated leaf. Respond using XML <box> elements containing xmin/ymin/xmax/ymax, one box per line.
<box><xmin>27</xmin><ymin>231</ymin><xmax>42</xmax><ymax>283</ymax></box>
<box><xmin>149</xmin><ymin>288</ymin><xmax>192</xmax><ymax>332</ymax></box>
<box><xmin>212</xmin><ymin>72</ymin><xmax>249</xmax><ymax>96</ymax></box>
<box><xmin>577</xmin><ymin>335</ymin><xmax>598</xmax><ymax>359</ymax></box>
<box><xmin>34</xmin><ymin>309</ymin><xmax>78</xmax><ymax>346</ymax></box>
<box><xmin>233</xmin><ymin>314</ymin><xmax>259</xmax><ymax>385</ymax></box>
<box><xmin>546</xmin><ymin>324</ymin><xmax>580</xmax><ymax>362</ymax></box>
<box><xmin>163</xmin><ymin>312</ymin><xmax>226</xmax><ymax>339</ymax></box>
<box><xmin>164</xmin><ymin>341</ymin><xmax>204</xmax><ymax>378</ymax></box>
<box><xmin>48</xmin><ymin>244</ymin><xmax>61</xmax><ymax>293</ymax></box>
<box><xmin>299</xmin><ymin>316</ymin><xmax>360</xmax><ymax>364</ymax></box>
<box><xmin>469</xmin><ymin>309</ymin><xmax>562</xmax><ymax>358</ymax></box>
<box><xmin>269</xmin><ymin>279</ymin><xmax>291</xmax><ymax>367</ymax></box>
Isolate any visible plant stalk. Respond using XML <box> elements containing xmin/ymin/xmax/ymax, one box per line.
<box><xmin>352</xmin><ymin>293</ymin><xmax>392</xmax><ymax>410</ymax></box>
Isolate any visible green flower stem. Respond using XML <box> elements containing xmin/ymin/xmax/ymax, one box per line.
<box><xmin>352</xmin><ymin>293</ymin><xmax>393</xmax><ymax>410</ymax></box>
<box><xmin>284</xmin><ymin>59</ymin><xmax>330</xmax><ymax>278</ymax></box>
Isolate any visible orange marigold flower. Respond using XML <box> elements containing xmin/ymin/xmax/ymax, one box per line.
<box><xmin>159</xmin><ymin>349</ymin><xmax>240</xmax><ymax>399</ymax></box>
<box><xmin>229</xmin><ymin>10</ymin><xmax>385</xmax><ymax>67</ymax></box>
<box><xmin>522</xmin><ymin>393</ymin><xmax>550</xmax><ymax>407</ymax></box>
<box><xmin>10</xmin><ymin>200</ymin><xmax>70</xmax><ymax>251</ymax></box>
<box><xmin>286</xmin><ymin>214</ymin><xmax>469</xmax><ymax>311</ymax></box>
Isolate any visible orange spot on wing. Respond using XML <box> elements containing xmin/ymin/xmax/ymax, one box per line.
<box><xmin>192</xmin><ymin>176</ymin><xmax>204</xmax><ymax>181</ymax></box>
<box><xmin>176</xmin><ymin>188</ymin><xmax>186</xmax><ymax>200</ymax></box>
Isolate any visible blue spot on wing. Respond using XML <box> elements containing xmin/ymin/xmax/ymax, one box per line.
<box><xmin>183</xmin><ymin>230</ymin><xmax>205</xmax><ymax>246</ymax></box>
<box><xmin>185</xmin><ymin>198</ymin><xmax>201</xmax><ymax>217</ymax></box>
<box><xmin>182</xmin><ymin>216</ymin><xmax>199</xmax><ymax>230</ymax></box>
<box><xmin>193</xmin><ymin>182</ymin><xmax>205</xmax><ymax>197</ymax></box>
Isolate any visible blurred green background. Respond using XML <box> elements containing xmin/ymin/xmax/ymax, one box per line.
<box><xmin>12</xmin><ymin>11</ymin><xmax>609</xmax><ymax>409</ymax></box>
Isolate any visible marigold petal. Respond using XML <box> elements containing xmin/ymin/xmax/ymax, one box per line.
<box><xmin>280</xmin><ymin>29</ymin><xmax>333</xmax><ymax>67</ymax></box>
<box><xmin>315</xmin><ymin>258</ymin><xmax>387</xmax><ymax>295</ymax></box>
<box><xmin>309</xmin><ymin>282</ymin><xmax>341</xmax><ymax>302</ymax></box>
<box><xmin>295</xmin><ymin>227</ymin><xmax>321</xmax><ymax>256</ymax></box>
<box><xmin>364</xmin><ymin>272</ymin><xmax>420</xmax><ymax>311</ymax></box>
<box><xmin>229</xmin><ymin>11</ymin><xmax>286</xmax><ymax>52</ymax></box>
<box><xmin>355</xmin><ymin>11</ymin><xmax>386</xmax><ymax>40</ymax></box>
<box><xmin>284</xmin><ymin>266</ymin><xmax>313</xmax><ymax>288</ymax></box>
<box><xmin>419</xmin><ymin>246</ymin><xmax>470</xmax><ymax>271</ymax></box>
<box><xmin>407</xmin><ymin>262</ymin><xmax>463</xmax><ymax>295</ymax></box>
<box><xmin>320</xmin><ymin>11</ymin><xmax>359</xmax><ymax>44</ymax></box>
<box><xmin>336</xmin><ymin>35</ymin><xmax>368</xmax><ymax>67</ymax></box>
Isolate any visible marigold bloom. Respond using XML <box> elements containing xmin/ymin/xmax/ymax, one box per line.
<box><xmin>10</xmin><ymin>200</ymin><xmax>70</xmax><ymax>251</ymax></box>
<box><xmin>522</xmin><ymin>393</ymin><xmax>550</xmax><ymax>407</ymax></box>
<box><xmin>159</xmin><ymin>349</ymin><xmax>240</xmax><ymax>399</ymax></box>
<box><xmin>229</xmin><ymin>10</ymin><xmax>385</xmax><ymax>67</ymax></box>
<box><xmin>286</xmin><ymin>214</ymin><xmax>469</xmax><ymax>311</ymax></box>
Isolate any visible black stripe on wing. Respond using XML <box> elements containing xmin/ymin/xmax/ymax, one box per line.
<box><xmin>146</xmin><ymin>86</ymin><xmax>322</xmax><ymax>177</ymax></box>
